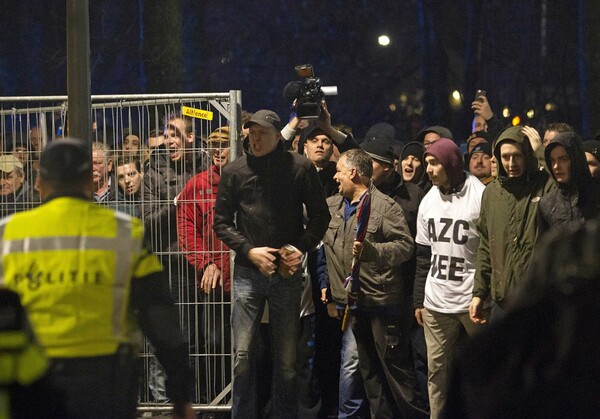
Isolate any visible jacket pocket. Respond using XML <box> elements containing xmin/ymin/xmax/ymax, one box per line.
<box><xmin>366</xmin><ymin>212</ymin><xmax>382</xmax><ymax>237</ymax></box>
<box><xmin>323</xmin><ymin>215</ymin><xmax>343</xmax><ymax>247</ymax></box>
<box><xmin>364</xmin><ymin>212</ymin><xmax>386</xmax><ymax>282</ymax></box>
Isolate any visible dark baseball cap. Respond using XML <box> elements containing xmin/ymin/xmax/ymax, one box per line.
<box><xmin>243</xmin><ymin>109</ymin><xmax>282</xmax><ymax>131</ymax></box>
<box><xmin>414</xmin><ymin>125</ymin><xmax>454</xmax><ymax>143</ymax></box>
<box><xmin>40</xmin><ymin>139</ymin><xmax>92</xmax><ymax>181</ymax></box>
<box><xmin>468</xmin><ymin>130</ymin><xmax>492</xmax><ymax>146</ymax></box>
<box><xmin>362</xmin><ymin>139</ymin><xmax>396</xmax><ymax>165</ymax></box>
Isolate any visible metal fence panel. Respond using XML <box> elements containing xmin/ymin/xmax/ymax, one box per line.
<box><xmin>0</xmin><ymin>92</ymin><xmax>241</xmax><ymax>414</ymax></box>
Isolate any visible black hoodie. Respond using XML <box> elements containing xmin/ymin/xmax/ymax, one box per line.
<box><xmin>538</xmin><ymin>132</ymin><xmax>600</xmax><ymax>234</ymax></box>
<box><xmin>400</xmin><ymin>141</ymin><xmax>431</xmax><ymax>192</ymax></box>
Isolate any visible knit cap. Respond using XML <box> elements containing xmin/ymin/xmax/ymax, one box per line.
<box><xmin>424</xmin><ymin>138</ymin><xmax>465</xmax><ymax>191</ymax></box>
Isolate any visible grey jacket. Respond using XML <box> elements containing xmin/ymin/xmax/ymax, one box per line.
<box><xmin>143</xmin><ymin>146</ymin><xmax>209</xmax><ymax>261</ymax></box>
<box><xmin>323</xmin><ymin>183</ymin><xmax>414</xmax><ymax>309</ymax></box>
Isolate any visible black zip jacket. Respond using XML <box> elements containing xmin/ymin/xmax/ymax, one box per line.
<box><xmin>538</xmin><ymin>132</ymin><xmax>600</xmax><ymax>234</ymax></box>
<box><xmin>213</xmin><ymin>141</ymin><xmax>330</xmax><ymax>269</ymax></box>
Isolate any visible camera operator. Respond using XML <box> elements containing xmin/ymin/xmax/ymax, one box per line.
<box><xmin>278</xmin><ymin>98</ymin><xmax>362</xmax><ymax>417</ymax></box>
<box><xmin>282</xmin><ymin>99</ymin><xmax>360</xmax><ymax>157</ymax></box>
<box><xmin>282</xmin><ymin>64</ymin><xmax>357</xmax><ymax>158</ymax></box>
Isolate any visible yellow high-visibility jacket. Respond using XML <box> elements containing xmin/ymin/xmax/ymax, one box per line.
<box><xmin>0</xmin><ymin>197</ymin><xmax>163</xmax><ymax>358</ymax></box>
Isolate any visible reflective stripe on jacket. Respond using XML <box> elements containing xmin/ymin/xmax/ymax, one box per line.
<box><xmin>0</xmin><ymin>197</ymin><xmax>163</xmax><ymax>358</ymax></box>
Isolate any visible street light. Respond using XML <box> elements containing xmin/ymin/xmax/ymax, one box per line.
<box><xmin>378</xmin><ymin>35</ymin><xmax>390</xmax><ymax>46</ymax></box>
<box><xmin>450</xmin><ymin>90</ymin><xmax>462</xmax><ymax>110</ymax></box>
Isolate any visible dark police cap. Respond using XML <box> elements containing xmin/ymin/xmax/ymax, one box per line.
<box><xmin>40</xmin><ymin>139</ymin><xmax>92</xmax><ymax>180</ymax></box>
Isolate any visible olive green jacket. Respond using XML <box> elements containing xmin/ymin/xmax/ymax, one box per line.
<box><xmin>473</xmin><ymin>126</ymin><xmax>554</xmax><ymax>304</ymax></box>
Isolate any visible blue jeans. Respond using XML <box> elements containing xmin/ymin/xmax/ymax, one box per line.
<box><xmin>231</xmin><ymin>265</ymin><xmax>302</xmax><ymax>418</ymax></box>
<box><xmin>339</xmin><ymin>320</ymin><xmax>369</xmax><ymax>418</ymax></box>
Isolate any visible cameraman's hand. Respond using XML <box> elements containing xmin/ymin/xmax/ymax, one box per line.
<box><xmin>317</xmin><ymin>99</ymin><xmax>333</xmax><ymax>132</ymax></box>
<box><xmin>288</xmin><ymin>114</ymin><xmax>300</xmax><ymax>130</ymax></box>
<box><xmin>471</xmin><ymin>96</ymin><xmax>494</xmax><ymax>121</ymax></box>
<box><xmin>316</xmin><ymin>100</ymin><xmax>348</xmax><ymax>146</ymax></box>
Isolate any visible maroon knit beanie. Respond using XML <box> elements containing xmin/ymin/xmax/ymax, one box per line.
<box><xmin>424</xmin><ymin>138</ymin><xmax>465</xmax><ymax>191</ymax></box>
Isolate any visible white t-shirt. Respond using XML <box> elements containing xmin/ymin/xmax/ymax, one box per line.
<box><xmin>415</xmin><ymin>173</ymin><xmax>485</xmax><ymax>313</ymax></box>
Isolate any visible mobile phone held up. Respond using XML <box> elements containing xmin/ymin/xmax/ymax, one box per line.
<box><xmin>475</xmin><ymin>90</ymin><xmax>486</xmax><ymax>102</ymax></box>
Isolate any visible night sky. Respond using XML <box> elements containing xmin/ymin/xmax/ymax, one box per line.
<box><xmin>1</xmin><ymin>0</ymin><xmax>597</xmax><ymax>143</ymax></box>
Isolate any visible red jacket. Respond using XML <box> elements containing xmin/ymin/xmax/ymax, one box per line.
<box><xmin>177</xmin><ymin>165</ymin><xmax>231</xmax><ymax>293</ymax></box>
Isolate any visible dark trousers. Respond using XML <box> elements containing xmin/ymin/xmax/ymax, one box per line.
<box><xmin>353</xmin><ymin>308</ymin><xmax>429</xmax><ymax>419</ymax></box>
<box><xmin>410</xmin><ymin>320</ymin><xmax>430</xmax><ymax>409</ymax></box>
<box><xmin>49</xmin><ymin>345</ymin><xmax>139</xmax><ymax>419</ymax></box>
<box><xmin>313</xmin><ymin>300</ymin><xmax>343</xmax><ymax>417</ymax></box>
<box><xmin>296</xmin><ymin>313</ymin><xmax>321</xmax><ymax>418</ymax></box>
<box><xmin>490</xmin><ymin>300</ymin><xmax>507</xmax><ymax>324</ymax></box>
<box><xmin>200</xmin><ymin>288</ymin><xmax>232</xmax><ymax>403</ymax></box>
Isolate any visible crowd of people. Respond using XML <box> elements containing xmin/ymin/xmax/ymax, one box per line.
<box><xmin>1</xmin><ymin>91</ymin><xmax>600</xmax><ymax>419</ymax></box>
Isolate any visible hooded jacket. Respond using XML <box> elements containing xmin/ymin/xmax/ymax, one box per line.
<box><xmin>213</xmin><ymin>140</ymin><xmax>330</xmax><ymax>270</ymax></box>
<box><xmin>473</xmin><ymin>126</ymin><xmax>554</xmax><ymax>305</ymax></box>
<box><xmin>401</xmin><ymin>141</ymin><xmax>431</xmax><ymax>192</ymax></box>
<box><xmin>538</xmin><ymin>132</ymin><xmax>600</xmax><ymax>234</ymax></box>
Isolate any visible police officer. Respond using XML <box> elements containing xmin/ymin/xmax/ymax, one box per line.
<box><xmin>0</xmin><ymin>288</ymin><xmax>68</xmax><ymax>418</ymax></box>
<box><xmin>0</xmin><ymin>139</ymin><xmax>195</xmax><ymax>419</ymax></box>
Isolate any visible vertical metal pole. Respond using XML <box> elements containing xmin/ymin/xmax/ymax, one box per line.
<box><xmin>66</xmin><ymin>0</ymin><xmax>92</xmax><ymax>152</ymax></box>
<box><xmin>229</xmin><ymin>90</ymin><xmax>243</xmax><ymax>161</ymax></box>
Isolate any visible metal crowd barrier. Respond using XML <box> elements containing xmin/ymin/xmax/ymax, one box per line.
<box><xmin>0</xmin><ymin>92</ymin><xmax>243</xmax><ymax>414</ymax></box>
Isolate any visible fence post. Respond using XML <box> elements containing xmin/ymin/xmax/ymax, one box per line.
<box><xmin>66</xmin><ymin>0</ymin><xmax>92</xmax><ymax>150</ymax></box>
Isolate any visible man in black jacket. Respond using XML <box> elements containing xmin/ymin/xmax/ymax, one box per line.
<box><xmin>213</xmin><ymin>109</ymin><xmax>330</xmax><ymax>418</ymax></box>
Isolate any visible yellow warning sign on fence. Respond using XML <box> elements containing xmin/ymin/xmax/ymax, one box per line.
<box><xmin>182</xmin><ymin>106</ymin><xmax>213</xmax><ymax>121</ymax></box>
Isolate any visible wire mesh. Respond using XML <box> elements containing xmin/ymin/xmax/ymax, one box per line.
<box><xmin>0</xmin><ymin>93</ymin><xmax>241</xmax><ymax>413</ymax></box>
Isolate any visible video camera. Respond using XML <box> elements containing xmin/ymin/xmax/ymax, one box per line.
<box><xmin>283</xmin><ymin>64</ymin><xmax>337</xmax><ymax>119</ymax></box>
